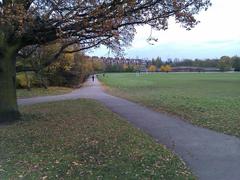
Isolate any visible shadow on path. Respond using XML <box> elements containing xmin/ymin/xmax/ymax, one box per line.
<box><xmin>18</xmin><ymin>77</ymin><xmax>240</xmax><ymax>180</ymax></box>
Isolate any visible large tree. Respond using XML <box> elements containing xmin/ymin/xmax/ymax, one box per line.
<box><xmin>0</xmin><ymin>0</ymin><xmax>211</xmax><ymax>121</ymax></box>
<box><xmin>218</xmin><ymin>56</ymin><xmax>232</xmax><ymax>72</ymax></box>
<box><xmin>232</xmin><ymin>56</ymin><xmax>240</xmax><ymax>71</ymax></box>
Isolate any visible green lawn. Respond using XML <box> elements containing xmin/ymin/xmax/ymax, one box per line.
<box><xmin>17</xmin><ymin>87</ymin><xmax>73</xmax><ymax>98</ymax></box>
<box><xmin>0</xmin><ymin>99</ymin><xmax>194</xmax><ymax>179</ymax></box>
<box><xmin>99</xmin><ymin>72</ymin><xmax>240</xmax><ymax>137</ymax></box>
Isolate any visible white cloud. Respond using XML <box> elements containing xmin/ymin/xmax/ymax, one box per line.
<box><xmin>91</xmin><ymin>0</ymin><xmax>240</xmax><ymax>60</ymax></box>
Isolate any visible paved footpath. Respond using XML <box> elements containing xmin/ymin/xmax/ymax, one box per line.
<box><xmin>18</xmin><ymin>78</ymin><xmax>240</xmax><ymax>180</ymax></box>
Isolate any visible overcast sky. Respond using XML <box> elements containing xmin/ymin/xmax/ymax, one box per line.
<box><xmin>90</xmin><ymin>0</ymin><xmax>240</xmax><ymax>60</ymax></box>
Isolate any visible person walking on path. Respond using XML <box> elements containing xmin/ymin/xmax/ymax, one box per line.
<box><xmin>92</xmin><ymin>75</ymin><xmax>95</xmax><ymax>82</ymax></box>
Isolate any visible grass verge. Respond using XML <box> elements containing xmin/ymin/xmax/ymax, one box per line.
<box><xmin>0</xmin><ymin>99</ymin><xmax>194</xmax><ymax>179</ymax></box>
<box><xmin>17</xmin><ymin>87</ymin><xmax>73</xmax><ymax>98</ymax></box>
<box><xmin>99</xmin><ymin>73</ymin><xmax>240</xmax><ymax>137</ymax></box>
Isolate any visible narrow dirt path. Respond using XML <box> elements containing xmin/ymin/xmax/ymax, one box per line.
<box><xmin>18</xmin><ymin>78</ymin><xmax>240</xmax><ymax>180</ymax></box>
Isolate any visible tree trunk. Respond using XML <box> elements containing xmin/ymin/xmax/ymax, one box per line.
<box><xmin>0</xmin><ymin>49</ymin><xmax>20</xmax><ymax>122</ymax></box>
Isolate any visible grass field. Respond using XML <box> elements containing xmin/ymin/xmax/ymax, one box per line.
<box><xmin>17</xmin><ymin>87</ymin><xmax>73</xmax><ymax>98</ymax></box>
<box><xmin>99</xmin><ymin>72</ymin><xmax>240</xmax><ymax>137</ymax></box>
<box><xmin>0</xmin><ymin>99</ymin><xmax>194</xmax><ymax>179</ymax></box>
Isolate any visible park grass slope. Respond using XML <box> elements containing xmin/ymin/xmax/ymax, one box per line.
<box><xmin>17</xmin><ymin>87</ymin><xmax>73</xmax><ymax>99</ymax></box>
<box><xmin>99</xmin><ymin>73</ymin><xmax>240</xmax><ymax>137</ymax></box>
<box><xmin>0</xmin><ymin>99</ymin><xmax>194</xmax><ymax>179</ymax></box>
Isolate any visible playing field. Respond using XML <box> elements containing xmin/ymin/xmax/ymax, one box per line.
<box><xmin>99</xmin><ymin>72</ymin><xmax>240</xmax><ymax>137</ymax></box>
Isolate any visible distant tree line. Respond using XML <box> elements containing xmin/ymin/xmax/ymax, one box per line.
<box><xmin>103</xmin><ymin>55</ymin><xmax>240</xmax><ymax>73</ymax></box>
<box><xmin>105</xmin><ymin>64</ymin><xmax>140</xmax><ymax>72</ymax></box>
<box><xmin>150</xmin><ymin>56</ymin><xmax>240</xmax><ymax>72</ymax></box>
<box><xmin>17</xmin><ymin>52</ymin><xmax>240</xmax><ymax>90</ymax></box>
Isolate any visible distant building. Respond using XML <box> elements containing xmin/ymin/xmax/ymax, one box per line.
<box><xmin>89</xmin><ymin>56</ymin><xmax>148</xmax><ymax>67</ymax></box>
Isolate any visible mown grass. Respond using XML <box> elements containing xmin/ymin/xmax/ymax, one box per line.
<box><xmin>99</xmin><ymin>72</ymin><xmax>240</xmax><ymax>137</ymax></box>
<box><xmin>17</xmin><ymin>87</ymin><xmax>73</xmax><ymax>98</ymax></box>
<box><xmin>0</xmin><ymin>99</ymin><xmax>194</xmax><ymax>179</ymax></box>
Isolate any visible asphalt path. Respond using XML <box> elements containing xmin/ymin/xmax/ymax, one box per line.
<box><xmin>18</xmin><ymin>77</ymin><xmax>240</xmax><ymax>180</ymax></box>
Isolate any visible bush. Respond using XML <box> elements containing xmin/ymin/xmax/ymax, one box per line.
<box><xmin>16</xmin><ymin>72</ymin><xmax>35</xmax><ymax>89</ymax></box>
<box><xmin>16</xmin><ymin>73</ymin><xmax>28</xmax><ymax>89</ymax></box>
<box><xmin>148</xmin><ymin>65</ymin><xmax>157</xmax><ymax>72</ymax></box>
<box><xmin>160</xmin><ymin>65</ymin><xmax>172</xmax><ymax>73</ymax></box>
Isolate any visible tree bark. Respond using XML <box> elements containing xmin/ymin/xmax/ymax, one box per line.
<box><xmin>0</xmin><ymin>48</ymin><xmax>20</xmax><ymax>122</ymax></box>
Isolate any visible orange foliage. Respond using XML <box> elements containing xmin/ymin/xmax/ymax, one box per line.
<box><xmin>148</xmin><ymin>65</ymin><xmax>157</xmax><ymax>72</ymax></box>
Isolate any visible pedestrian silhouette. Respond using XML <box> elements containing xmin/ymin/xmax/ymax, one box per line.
<box><xmin>92</xmin><ymin>75</ymin><xmax>95</xmax><ymax>82</ymax></box>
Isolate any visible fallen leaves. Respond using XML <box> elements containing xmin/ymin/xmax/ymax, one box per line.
<box><xmin>0</xmin><ymin>99</ymin><xmax>195</xmax><ymax>179</ymax></box>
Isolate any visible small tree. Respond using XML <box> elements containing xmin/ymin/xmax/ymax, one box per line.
<box><xmin>148</xmin><ymin>65</ymin><xmax>157</xmax><ymax>72</ymax></box>
<box><xmin>160</xmin><ymin>65</ymin><xmax>172</xmax><ymax>73</ymax></box>
<box><xmin>218</xmin><ymin>56</ymin><xmax>232</xmax><ymax>72</ymax></box>
<box><xmin>165</xmin><ymin>65</ymin><xmax>172</xmax><ymax>73</ymax></box>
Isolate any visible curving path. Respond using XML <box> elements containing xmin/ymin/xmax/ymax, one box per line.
<box><xmin>18</xmin><ymin>78</ymin><xmax>240</xmax><ymax>180</ymax></box>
